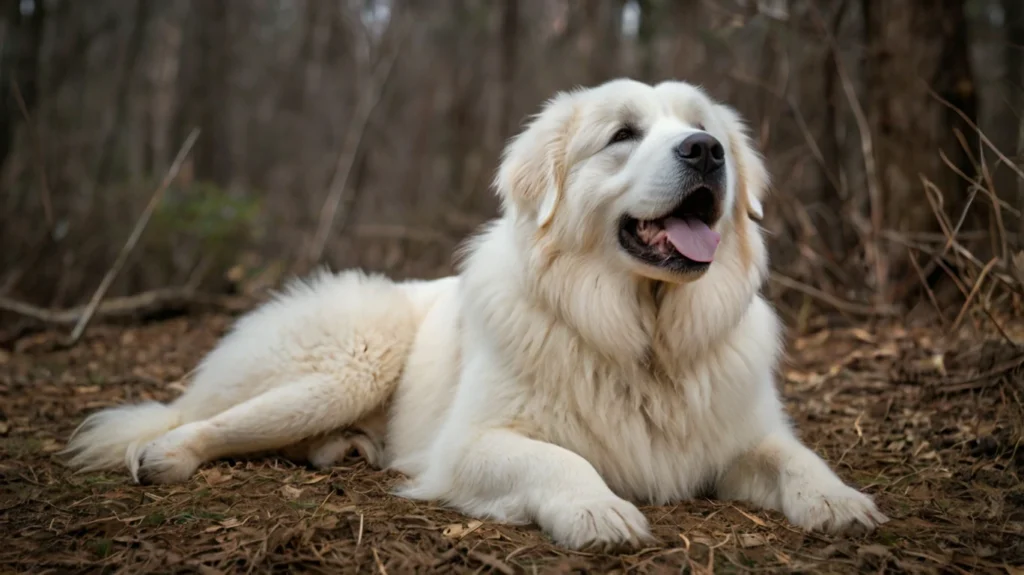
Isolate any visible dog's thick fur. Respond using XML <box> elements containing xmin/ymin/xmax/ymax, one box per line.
<box><xmin>63</xmin><ymin>79</ymin><xmax>887</xmax><ymax>549</ymax></box>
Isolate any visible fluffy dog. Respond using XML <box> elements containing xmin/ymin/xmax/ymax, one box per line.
<box><xmin>63</xmin><ymin>79</ymin><xmax>888</xmax><ymax>549</ymax></box>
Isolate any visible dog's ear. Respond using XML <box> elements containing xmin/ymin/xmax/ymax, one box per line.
<box><xmin>717</xmin><ymin>105</ymin><xmax>769</xmax><ymax>223</ymax></box>
<box><xmin>494</xmin><ymin>93</ymin><xmax>577</xmax><ymax>228</ymax></box>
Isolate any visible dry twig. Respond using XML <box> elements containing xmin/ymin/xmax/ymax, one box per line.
<box><xmin>307</xmin><ymin>22</ymin><xmax>407</xmax><ymax>267</ymax></box>
<box><xmin>769</xmin><ymin>272</ymin><xmax>898</xmax><ymax>317</ymax></box>
<box><xmin>11</xmin><ymin>78</ymin><xmax>53</xmax><ymax>232</ymax></box>
<box><xmin>65</xmin><ymin>128</ymin><xmax>201</xmax><ymax>345</ymax></box>
<box><xmin>808</xmin><ymin>3</ymin><xmax>888</xmax><ymax>303</ymax></box>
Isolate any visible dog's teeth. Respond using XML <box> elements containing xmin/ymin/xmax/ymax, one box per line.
<box><xmin>637</xmin><ymin>221</ymin><xmax>668</xmax><ymax>246</ymax></box>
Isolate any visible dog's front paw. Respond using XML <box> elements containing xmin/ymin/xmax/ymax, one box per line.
<box><xmin>131</xmin><ymin>426</ymin><xmax>204</xmax><ymax>485</ymax></box>
<box><xmin>538</xmin><ymin>493</ymin><xmax>652</xmax><ymax>551</ymax></box>
<box><xmin>784</xmin><ymin>483</ymin><xmax>889</xmax><ymax>534</ymax></box>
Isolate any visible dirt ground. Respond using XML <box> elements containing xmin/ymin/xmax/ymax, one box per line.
<box><xmin>1</xmin><ymin>311</ymin><xmax>1022</xmax><ymax>574</ymax></box>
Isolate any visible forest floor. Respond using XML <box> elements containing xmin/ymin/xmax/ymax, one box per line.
<box><xmin>1</xmin><ymin>311</ymin><xmax>1022</xmax><ymax>574</ymax></box>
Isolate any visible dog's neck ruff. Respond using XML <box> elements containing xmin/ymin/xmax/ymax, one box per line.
<box><xmin>490</xmin><ymin>224</ymin><xmax>759</xmax><ymax>373</ymax></box>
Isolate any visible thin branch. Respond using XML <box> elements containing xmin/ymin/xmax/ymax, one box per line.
<box><xmin>728</xmin><ymin>71</ymin><xmax>843</xmax><ymax>196</ymax></box>
<box><xmin>973</xmin><ymin>136</ymin><xmax>1008</xmax><ymax>261</ymax></box>
<box><xmin>920</xmin><ymin>177</ymin><xmax>1020</xmax><ymax>294</ymax></box>
<box><xmin>928</xmin><ymin>85</ymin><xmax>1024</xmax><ymax>183</ymax></box>
<box><xmin>938</xmin><ymin>353</ymin><xmax>1024</xmax><ymax>392</ymax></box>
<box><xmin>808</xmin><ymin>2</ymin><xmax>887</xmax><ymax>303</ymax></box>
<box><xmin>66</xmin><ymin>128</ymin><xmax>201</xmax><ymax>346</ymax></box>
<box><xmin>351</xmin><ymin>224</ymin><xmax>456</xmax><ymax>245</ymax></box>
<box><xmin>950</xmin><ymin>257</ymin><xmax>998</xmax><ymax>333</ymax></box>
<box><xmin>919</xmin><ymin>234</ymin><xmax>1019</xmax><ymax>347</ymax></box>
<box><xmin>11</xmin><ymin>78</ymin><xmax>53</xmax><ymax>232</ymax></box>
<box><xmin>938</xmin><ymin>147</ymin><xmax>1018</xmax><ymax>219</ymax></box>
<box><xmin>769</xmin><ymin>272</ymin><xmax>898</xmax><ymax>317</ymax></box>
<box><xmin>307</xmin><ymin>20</ymin><xmax>406</xmax><ymax>266</ymax></box>
<box><xmin>907</xmin><ymin>247</ymin><xmax>947</xmax><ymax>328</ymax></box>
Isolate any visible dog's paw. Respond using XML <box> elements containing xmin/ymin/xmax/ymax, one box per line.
<box><xmin>131</xmin><ymin>426</ymin><xmax>203</xmax><ymax>485</ymax></box>
<box><xmin>539</xmin><ymin>494</ymin><xmax>652</xmax><ymax>551</ymax></box>
<box><xmin>784</xmin><ymin>483</ymin><xmax>889</xmax><ymax>534</ymax></box>
<box><xmin>308</xmin><ymin>433</ymin><xmax>383</xmax><ymax>469</ymax></box>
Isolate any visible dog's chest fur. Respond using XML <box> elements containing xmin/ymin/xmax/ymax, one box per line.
<box><xmin>518</xmin><ymin>304</ymin><xmax>775</xmax><ymax>504</ymax></box>
<box><xmin>459</xmin><ymin>220</ymin><xmax>780</xmax><ymax>504</ymax></box>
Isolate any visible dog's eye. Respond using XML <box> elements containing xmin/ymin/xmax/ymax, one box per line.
<box><xmin>608</xmin><ymin>126</ymin><xmax>639</xmax><ymax>146</ymax></box>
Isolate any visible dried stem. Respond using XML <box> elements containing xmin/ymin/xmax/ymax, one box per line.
<box><xmin>950</xmin><ymin>257</ymin><xmax>998</xmax><ymax>333</ymax></box>
<box><xmin>808</xmin><ymin>2</ymin><xmax>888</xmax><ymax>303</ymax></box>
<box><xmin>11</xmin><ymin>78</ymin><xmax>53</xmax><ymax>232</ymax></box>
<box><xmin>65</xmin><ymin>128</ymin><xmax>201</xmax><ymax>345</ymax></box>
<box><xmin>769</xmin><ymin>272</ymin><xmax>898</xmax><ymax>317</ymax></box>
<box><xmin>307</xmin><ymin>23</ymin><xmax>406</xmax><ymax>267</ymax></box>
<box><xmin>907</xmin><ymin>247</ymin><xmax>947</xmax><ymax>327</ymax></box>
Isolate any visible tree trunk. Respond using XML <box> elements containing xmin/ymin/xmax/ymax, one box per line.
<box><xmin>0</xmin><ymin>0</ymin><xmax>46</xmax><ymax>169</ymax></box>
<box><xmin>862</xmin><ymin>0</ymin><xmax>978</xmax><ymax>296</ymax></box>
<box><xmin>499</xmin><ymin>0</ymin><xmax>518</xmax><ymax>138</ymax></box>
<box><xmin>174</xmin><ymin>0</ymin><xmax>233</xmax><ymax>187</ymax></box>
<box><xmin>1003</xmin><ymin>0</ymin><xmax>1024</xmax><ymax>248</ymax></box>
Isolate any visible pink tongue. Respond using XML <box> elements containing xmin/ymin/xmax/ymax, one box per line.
<box><xmin>663</xmin><ymin>217</ymin><xmax>720</xmax><ymax>263</ymax></box>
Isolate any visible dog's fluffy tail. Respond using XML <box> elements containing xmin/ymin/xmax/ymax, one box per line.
<box><xmin>61</xmin><ymin>401</ymin><xmax>182</xmax><ymax>473</ymax></box>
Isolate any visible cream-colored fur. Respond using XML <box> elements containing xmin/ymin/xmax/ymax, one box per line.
<box><xmin>63</xmin><ymin>79</ymin><xmax>887</xmax><ymax>550</ymax></box>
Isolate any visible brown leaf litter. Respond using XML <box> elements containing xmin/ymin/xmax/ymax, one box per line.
<box><xmin>1</xmin><ymin>313</ymin><xmax>1022</xmax><ymax>573</ymax></box>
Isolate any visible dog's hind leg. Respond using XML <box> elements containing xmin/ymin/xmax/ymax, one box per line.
<box><xmin>131</xmin><ymin>369</ymin><xmax>392</xmax><ymax>484</ymax></box>
<box><xmin>282</xmin><ymin>407</ymin><xmax>389</xmax><ymax>469</ymax></box>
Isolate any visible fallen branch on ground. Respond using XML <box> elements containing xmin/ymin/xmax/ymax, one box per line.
<box><xmin>0</xmin><ymin>288</ymin><xmax>250</xmax><ymax>326</ymax></box>
<box><xmin>769</xmin><ymin>273</ymin><xmax>899</xmax><ymax>317</ymax></box>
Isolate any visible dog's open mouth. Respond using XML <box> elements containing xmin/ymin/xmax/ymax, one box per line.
<box><xmin>618</xmin><ymin>186</ymin><xmax>722</xmax><ymax>273</ymax></box>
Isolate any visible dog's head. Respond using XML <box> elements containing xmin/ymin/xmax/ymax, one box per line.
<box><xmin>495</xmin><ymin>79</ymin><xmax>768</xmax><ymax>286</ymax></box>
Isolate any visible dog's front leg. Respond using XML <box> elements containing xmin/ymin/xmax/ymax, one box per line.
<box><xmin>717</xmin><ymin>431</ymin><xmax>889</xmax><ymax>533</ymax></box>
<box><xmin>401</xmin><ymin>427</ymin><xmax>651</xmax><ymax>551</ymax></box>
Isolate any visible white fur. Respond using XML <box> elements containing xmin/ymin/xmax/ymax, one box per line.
<box><xmin>62</xmin><ymin>79</ymin><xmax>887</xmax><ymax>549</ymax></box>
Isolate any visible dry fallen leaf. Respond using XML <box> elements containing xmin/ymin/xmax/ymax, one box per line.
<box><xmin>732</xmin><ymin>506</ymin><xmax>767</xmax><ymax>527</ymax></box>
<box><xmin>443</xmin><ymin>519</ymin><xmax>483</xmax><ymax>539</ymax></box>
<box><xmin>689</xmin><ymin>535</ymin><xmax>717</xmax><ymax>547</ymax></box>
<box><xmin>316</xmin><ymin>516</ymin><xmax>339</xmax><ymax>530</ymax></box>
<box><xmin>280</xmin><ymin>485</ymin><xmax>304</xmax><ymax>500</ymax></box>
<box><xmin>850</xmin><ymin>328</ymin><xmax>876</xmax><ymax>343</ymax></box>
<box><xmin>201</xmin><ymin>469</ymin><xmax>233</xmax><ymax>486</ymax></box>
<box><xmin>204</xmin><ymin>517</ymin><xmax>244</xmax><ymax>533</ymax></box>
<box><xmin>41</xmin><ymin>439</ymin><xmax>62</xmax><ymax>453</ymax></box>
<box><xmin>322</xmin><ymin>503</ymin><xmax>356</xmax><ymax>514</ymax></box>
<box><xmin>738</xmin><ymin>533</ymin><xmax>769</xmax><ymax>548</ymax></box>
<box><xmin>794</xmin><ymin>330</ymin><xmax>831</xmax><ymax>351</ymax></box>
<box><xmin>857</xmin><ymin>544</ymin><xmax>893</xmax><ymax>559</ymax></box>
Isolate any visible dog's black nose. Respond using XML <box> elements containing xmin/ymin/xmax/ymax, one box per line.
<box><xmin>675</xmin><ymin>133</ymin><xmax>725</xmax><ymax>175</ymax></box>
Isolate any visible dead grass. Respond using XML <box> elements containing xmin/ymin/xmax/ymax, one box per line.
<box><xmin>1</xmin><ymin>313</ymin><xmax>1023</xmax><ymax>574</ymax></box>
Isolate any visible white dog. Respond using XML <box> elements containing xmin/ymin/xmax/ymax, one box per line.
<box><xmin>63</xmin><ymin>79</ymin><xmax>888</xmax><ymax>550</ymax></box>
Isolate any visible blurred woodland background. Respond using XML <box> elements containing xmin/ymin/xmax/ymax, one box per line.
<box><xmin>1</xmin><ymin>0</ymin><xmax>1022</xmax><ymax>332</ymax></box>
